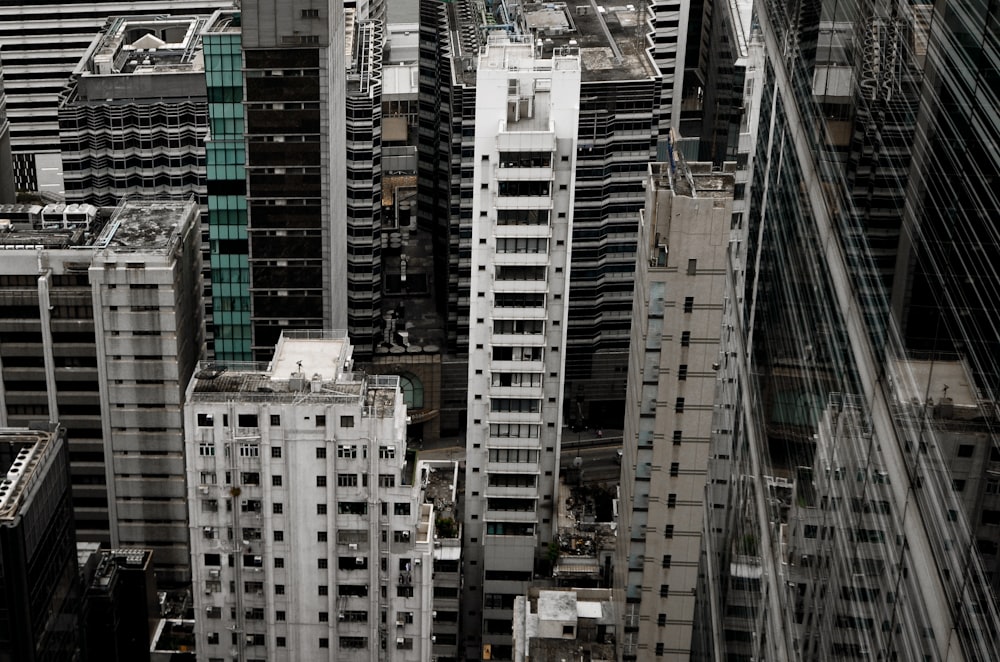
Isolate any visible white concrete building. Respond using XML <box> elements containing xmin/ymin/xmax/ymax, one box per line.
<box><xmin>185</xmin><ymin>331</ymin><xmax>434</xmax><ymax>661</ymax></box>
<box><xmin>462</xmin><ymin>36</ymin><xmax>581</xmax><ymax>658</ymax></box>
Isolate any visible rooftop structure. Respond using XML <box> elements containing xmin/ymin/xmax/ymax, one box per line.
<box><xmin>512</xmin><ymin>588</ymin><xmax>616</xmax><ymax>662</ymax></box>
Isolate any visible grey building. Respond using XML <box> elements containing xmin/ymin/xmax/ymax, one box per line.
<box><xmin>616</xmin><ymin>158</ymin><xmax>733</xmax><ymax>660</ymax></box>
<box><xmin>58</xmin><ymin>15</ymin><xmax>212</xmax><ymax>207</ymax></box>
<box><xmin>239</xmin><ymin>0</ymin><xmax>348</xmax><ymax>359</ymax></box>
<box><xmin>0</xmin><ymin>48</ymin><xmax>13</xmax><ymax>203</ymax></box>
<box><xmin>0</xmin><ymin>199</ymin><xmax>204</xmax><ymax>585</ymax></box>
<box><xmin>418</xmin><ymin>0</ymin><xmax>666</xmax><ymax>437</ymax></box>
<box><xmin>0</xmin><ymin>0</ymin><xmax>230</xmax><ymax>195</ymax></box>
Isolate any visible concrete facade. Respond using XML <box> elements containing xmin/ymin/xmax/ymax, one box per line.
<box><xmin>185</xmin><ymin>331</ymin><xmax>437</xmax><ymax>661</ymax></box>
<box><xmin>58</xmin><ymin>15</ymin><xmax>211</xmax><ymax>206</ymax></box>
<box><xmin>616</xmin><ymin>159</ymin><xmax>733</xmax><ymax>659</ymax></box>
<box><xmin>0</xmin><ymin>199</ymin><xmax>204</xmax><ymax>584</ymax></box>
<box><xmin>462</xmin><ymin>36</ymin><xmax>581</xmax><ymax>660</ymax></box>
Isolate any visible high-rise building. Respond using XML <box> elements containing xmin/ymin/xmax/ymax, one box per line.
<box><xmin>0</xmin><ymin>199</ymin><xmax>204</xmax><ymax>583</ymax></box>
<box><xmin>616</xmin><ymin>158</ymin><xmax>733</xmax><ymax>659</ymax></box>
<box><xmin>0</xmin><ymin>1</ymin><xmax>230</xmax><ymax>195</ymax></box>
<box><xmin>58</xmin><ymin>15</ymin><xmax>211</xmax><ymax>206</ymax></box>
<box><xmin>239</xmin><ymin>0</ymin><xmax>348</xmax><ymax>358</ymax></box>
<box><xmin>0</xmin><ymin>47</ymin><xmax>13</xmax><ymax>203</ymax></box>
<box><xmin>202</xmin><ymin>8</ymin><xmax>251</xmax><ymax>361</ymax></box>
<box><xmin>686</xmin><ymin>2</ymin><xmax>1000</xmax><ymax>660</ymax></box>
<box><xmin>418</xmin><ymin>0</ymin><xmax>664</xmax><ymax>435</ymax></box>
<box><xmin>185</xmin><ymin>331</ymin><xmax>438</xmax><ymax>661</ymax></box>
<box><xmin>461</xmin><ymin>36</ymin><xmax>581</xmax><ymax>660</ymax></box>
<box><xmin>0</xmin><ymin>425</ymin><xmax>82</xmax><ymax>661</ymax></box>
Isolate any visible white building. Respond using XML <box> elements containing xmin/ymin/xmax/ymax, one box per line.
<box><xmin>462</xmin><ymin>36</ymin><xmax>581</xmax><ymax>658</ymax></box>
<box><xmin>185</xmin><ymin>331</ymin><xmax>434</xmax><ymax>661</ymax></box>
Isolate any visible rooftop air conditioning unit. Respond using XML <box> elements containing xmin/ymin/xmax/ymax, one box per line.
<box><xmin>199</xmin><ymin>486</ymin><xmax>210</xmax><ymax>494</ymax></box>
<box><xmin>348</xmin><ymin>543</ymin><xmax>358</xmax><ymax>551</ymax></box>
<box><xmin>209</xmin><ymin>569</ymin><xmax>220</xmax><ymax>578</ymax></box>
<box><xmin>401</xmin><ymin>531</ymin><xmax>410</xmax><ymax>540</ymax></box>
<box><xmin>356</xmin><ymin>557</ymin><xmax>365</xmax><ymax>565</ymax></box>
<box><xmin>397</xmin><ymin>637</ymin><xmax>405</xmax><ymax>646</ymax></box>
<box><xmin>253</xmin><ymin>555</ymin><xmax>262</xmax><ymax>563</ymax></box>
<box><xmin>414</xmin><ymin>558</ymin><xmax>421</xmax><ymax>565</ymax></box>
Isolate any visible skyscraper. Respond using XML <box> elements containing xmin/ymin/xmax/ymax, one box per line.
<box><xmin>0</xmin><ymin>198</ymin><xmax>204</xmax><ymax>583</ymax></box>
<box><xmin>685</xmin><ymin>2</ymin><xmax>1000</xmax><ymax>659</ymax></box>
<box><xmin>462</xmin><ymin>36</ymin><xmax>581</xmax><ymax>660</ymax></box>
<box><xmin>58</xmin><ymin>14</ymin><xmax>211</xmax><ymax>206</ymax></box>
<box><xmin>0</xmin><ymin>0</ymin><xmax>230</xmax><ymax>194</ymax></box>
<box><xmin>418</xmin><ymin>0</ymin><xmax>664</xmax><ymax>435</ymax></box>
<box><xmin>239</xmin><ymin>0</ymin><xmax>348</xmax><ymax>358</ymax></box>
<box><xmin>0</xmin><ymin>47</ymin><xmax>13</xmax><ymax>202</ymax></box>
<box><xmin>617</xmin><ymin>158</ymin><xmax>734</xmax><ymax>659</ymax></box>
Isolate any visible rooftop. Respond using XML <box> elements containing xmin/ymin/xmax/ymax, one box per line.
<box><xmin>83</xmin><ymin>16</ymin><xmax>209</xmax><ymax>76</ymax></box>
<box><xmin>448</xmin><ymin>0</ymin><xmax>657</xmax><ymax>84</ymax></box>
<box><xmin>95</xmin><ymin>199</ymin><xmax>198</xmax><ymax>251</ymax></box>
<box><xmin>189</xmin><ymin>332</ymin><xmax>402</xmax><ymax>414</ymax></box>
<box><xmin>0</xmin><ymin>428</ymin><xmax>59</xmax><ymax>520</ymax></box>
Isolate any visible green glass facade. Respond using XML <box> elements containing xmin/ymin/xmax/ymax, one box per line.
<box><xmin>203</xmin><ymin>17</ymin><xmax>250</xmax><ymax>361</ymax></box>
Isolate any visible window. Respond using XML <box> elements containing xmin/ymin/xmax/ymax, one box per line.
<box><xmin>276</xmin><ymin>637</ymin><xmax>286</xmax><ymax>648</ymax></box>
<box><xmin>316</xmin><ymin>447</ymin><xmax>327</xmax><ymax>459</ymax></box>
<box><xmin>379</xmin><ymin>445</ymin><xmax>396</xmax><ymax>459</ymax></box>
<box><xmin>687</xmin><ymin>259</ymin><xmax>697</xmax><ymax>275</ymax></box>
<box><xmin>675</xmin><ymin>398</ymin><xmax>685</xmax><ymax>413</ymax></box>
<box><xmin>319</xmin><ymin>638</ymin><xmax>329</xmax><ymax>648</ymax></box>
<box><xmin>199</xmin><ymin>443</ymin><xmax>215</xmax><ymax>457</ymax></box>
<box><xmin>394</xmin><ymin>503</ymin><xmax>411</xmax><ymax>516</ymax></box>
<box><xmin>318</xmin><ymin>585</ymin><xmax>328</xmax><ymax>596</ymax></box>
<box><xmin>677</xmin><ymin>364</ymin><xmax>688</xmax><ymax>380</ymax></box>
<box><xmin>270</xmin><ymin>415</ymin><xmax>281</xmax><ymax>426</ymax></box>
<box><xmin>954</xmin><ymin>479</ymin><xmax>967</xmax><ymax>492</ymax></box>
<box><xmin>276</xmin><ymin>610</ymin><xmax>286</xmax><ymax>621</ymax></box>
<box><xmin>271</xmin><ymin>447</ymin><xmax>282</xmax><ymax>458</ymax></box>
<box><xmin>957</xmin><ymin>444</ymin><xmax>975</xmax><ymax>458</ymax></box>
<box><xmin>237</xmin><ymin>414</ymin><xmax>258</xmax><ymax>428</ymax></box>
<box><xmin>241</xmin><ymin>472</ymin><xmax>260</xmax><ymax>485</ymax></box>
<box><xmin>664</xmin><ymin>525</ymin><xmax>674</xmax><ymax>538</ymax></box>
<box><xmin>340</xmin><ymin>416</ymin><xmax>355</xmax><ymax>428</ymax></box>
<box><xmin>673</xmin><ymin>430</ymin><xmax>682</xmax><ymax>445</ymax></box>
<box><xmin>272</xmin><ymin>503</ymin><xmax>283</xmax><ymax>514</ymax></box>
<box><xmin>656</xmin><ymin>642</ymin><xmax>665</xmax><ymax>656</ymax></box>
<box><xmin>667</xmin><ymin>494</ymin><xmax>677</xmax><ymax>508</ymax></box>
<box><xmin>670</xmin><ymin>463</ymin><xmax>679</xmax><ymax>476</ymax></box>
<box><xmin>338</xmin><ymin>444</ymin><xmax>357</xmax><ymax>459</ymax></box>
<box><xmin>272</xmin><ymin>475</ymin><xmax>283</xmax><ymax>487</ymax></box>
<box><xmin>274</xmin><ymin>531</ymin><xmax>284</xmax><ymax>542</ymax></box>
<box><xmin>338</xmin><ymin>473</ymin><xmax>358</xmax><ymax>487</ymax></box>
<box><xmin>683</xmin><ymin>296</ymin><xmax>694</xmax><ymax>313</ymax></box>
<box><xmin>658</xmin><ymin>613</ymin><xmax>667</xmax><ymax>626</ymax></box>
<box><xmin>274</xmin><ymin>558</ymin><xmax>284</xmax><ymax>568</ymax></box>
<box><xmin>316</xmin><ymin>475</ymin><xmax>327</xmax><ymax>487</ymax></box>
<box><xmin>317</xmin><ymin>504</ymin><xmax>328</xmax><ymax>515</ymax></box>
<box><xmin>660</xmin><ymin>584</ymin><xmax>670</xmax><ymax>597</ymax></box>
<box><xmin>338</xmin><ymin>502</ymin><xmax>367</xmax><ymax>515</ymax></box>
<box><xmin>197</xmin><ymin>413</ymin><xmax>214</xmax><ymax>427</ymax></box>
<box><xmin>318</xmin><ymin>558</ymin><xmax>328</xmax><ymax>569</ymax></box>
<box><xmin>316</xmin><ymin>415</ymin><xmax>326</xmax><ymax>427</ymax></box>
<box><xmin>379</xmin><ymin>474</ymin><xmax>396</xmax><ymax>487</ymax></box>
<box><xmin>681</xmin><ymin>331</ymin><xmax>691</xmax><ymax>346</ymax></box>
<box><xmin>318</xmin><ymin>531</ymin><xmax>328</xmax><ymax>542</ymax></box>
